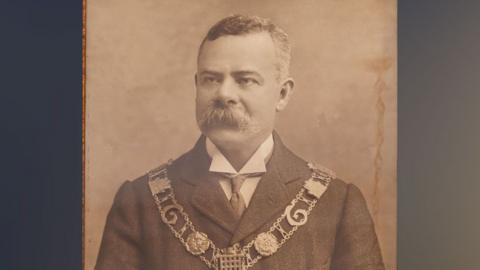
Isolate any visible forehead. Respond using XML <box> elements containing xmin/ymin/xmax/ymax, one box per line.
<box><xmin>197</xmin><ymin>32</ymin><xmax>277</xmax><ymax>73</ymax></box>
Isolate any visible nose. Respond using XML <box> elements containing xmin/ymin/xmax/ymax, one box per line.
<box><xmin>216</xmin><ymin>77</ymin><xmax>238</xmax><ymax>105</ymax></box>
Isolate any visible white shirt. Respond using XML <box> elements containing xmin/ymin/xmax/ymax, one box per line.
<box><xmin>205</xmin><ymin>134</ymin><xmax>274</xmax><ymax>207</ymax></box>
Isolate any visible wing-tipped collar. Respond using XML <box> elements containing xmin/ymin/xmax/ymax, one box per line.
<box><xmin>170</xmin><ymin>131</ymin><xmax>310</xmax><ymax>186</ymax></box>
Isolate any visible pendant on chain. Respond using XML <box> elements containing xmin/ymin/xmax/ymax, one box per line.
<box><xmin>215</xmin><ymin>245</ymin><xmax>247</xmax><ymax>270</ymax></box>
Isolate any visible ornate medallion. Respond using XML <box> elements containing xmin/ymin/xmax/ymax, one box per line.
<box><xmin>186</xmin><ymin>232</ymin><xmax>210</xmax><ymax>255</ymax></box>
<box><xmin>254</xmin><ymin>232</ymin><xmax>279</xmax><ymax>256</ymax></box>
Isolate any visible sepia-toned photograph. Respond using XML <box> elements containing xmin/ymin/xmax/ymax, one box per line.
<box><xmin>85</xmin><ymin>1</ymin><xmax>396</xmax><ymax>269</ymax></box>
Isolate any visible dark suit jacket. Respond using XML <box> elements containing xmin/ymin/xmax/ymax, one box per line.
<box><xmin>96</xmin><ymin>133</ymin><xmax>385</xmax><ymax>270</ymax></box>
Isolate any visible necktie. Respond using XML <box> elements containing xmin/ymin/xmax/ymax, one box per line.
<box><xmin>218</xmin><ymin>172</ymin><xmax>264</xmax><ymax>219</ymax></box>
<box><xmin>229</xmin><ymin>174</ymin><xmax>247</xmax><ymax>218</ymax></box>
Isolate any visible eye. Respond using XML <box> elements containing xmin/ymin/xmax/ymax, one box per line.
<box><xmin>201</xmin><ymin>76</ymin><xmax>220</xmax><ymax>85</ymax></box>
<box><xmin>236</xmin><ymin>77</ymin><xmax>258</xmax><ymax>87</ymax></box>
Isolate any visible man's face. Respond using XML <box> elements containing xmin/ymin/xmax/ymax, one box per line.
<box><xmin>195</xmin><ymin>32</ymin><xmax>292</xmax><ymax>145</ymax></box>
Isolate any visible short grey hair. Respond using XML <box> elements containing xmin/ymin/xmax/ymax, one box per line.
<box><xmin>198</xmin><ymin>14</ymin><xmax>291</xmax><ymax>81</ymax></box>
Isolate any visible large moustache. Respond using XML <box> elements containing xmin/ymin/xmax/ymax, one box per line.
<box><xmin>198</xmin><ymin>99</ymin><xmax>251</xmax><ymax>130</ymax></box>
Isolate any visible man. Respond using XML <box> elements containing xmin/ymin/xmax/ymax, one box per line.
<box><xmin>96</xmin><ymin>15</ymin><xmax>384</xmax><ymax>270</ymax></box>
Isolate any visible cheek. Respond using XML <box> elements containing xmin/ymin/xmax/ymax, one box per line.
<box><xmin>195</xmin><ymin>90</ymin><xmax>209</xmax><ymax>112</ymax></box>
<box><xmin>195</xmin><ymin>88</ymin><xmax>211</xmax><ymax>104</ymax></box>
<box><xmin>245</xmin><ymin>95</ymin><xmax>278</xmax><ymax>118</ymax></box>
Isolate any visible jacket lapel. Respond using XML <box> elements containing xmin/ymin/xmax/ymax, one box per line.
<box><xmin>190</xmin><ymin>174</ymin><xmax>238</xmax><ymax>234</ymax></box>
<box><xmin>230</xmin><ymin>132</ymin><xmax>311</xmax><ymax>245</ymax></box>
<box><xmin>172</xmin><ymin>135</ymin><xmax>238</xmax><ymax>234</ymax></box>
<box><xmin>170</xmin><ymin>132</ymin><xmax>312</xmax><ymax>245</ymax></box>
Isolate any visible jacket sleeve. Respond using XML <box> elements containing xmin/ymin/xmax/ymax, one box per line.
<box><xmin>330</xmin><ymin>183</ymin><xmax>385</xmax><ymax>270</ymax></box>
<box><xmin>95</xmin><ymin>181</ymin><xmax>144</xmax><ymax>270</ymax></box>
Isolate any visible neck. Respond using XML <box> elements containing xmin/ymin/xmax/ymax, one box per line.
<box><xmin>208</xmin><ymin>132</ymin><xmax>271</xmax><ymax>172</ymax></box>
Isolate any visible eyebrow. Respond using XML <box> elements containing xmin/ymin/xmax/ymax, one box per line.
<box><xmin>231</xmin><ymin>70</ymin><xmax>262</xmax><ymax>78</ymax></box>
<box><xmin>198</xmin><ymin>70</ymin><xmax>223</xmax><ymax>77</ymax></box>
<box><xmin>198</xmin><ymin>69</ymin><xmax>265</xmax><ymax>83</ymax></box>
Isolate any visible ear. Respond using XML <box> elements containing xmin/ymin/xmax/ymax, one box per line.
<box><xmin>276</xmin><ymin>77</ymin><xmax>295</xmax><ymax>111</ymax></box>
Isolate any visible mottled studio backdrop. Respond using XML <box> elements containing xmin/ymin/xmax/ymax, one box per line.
<box><xmin>85</xmin><ymin>0</ymin><xmax>396</xmax><ymax>269</ymax></box>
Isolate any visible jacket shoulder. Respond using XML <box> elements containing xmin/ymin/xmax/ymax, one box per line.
<box><xmin>322</xmin><ymin>175</ymin><xmax>371</xmax><ymax>209</ymax></box>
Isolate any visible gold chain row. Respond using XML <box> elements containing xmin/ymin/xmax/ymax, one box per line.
<box><xmin>148</xmin><ymin>162</ymin><xmax>334</xmax><ymax>269</ymax></box>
